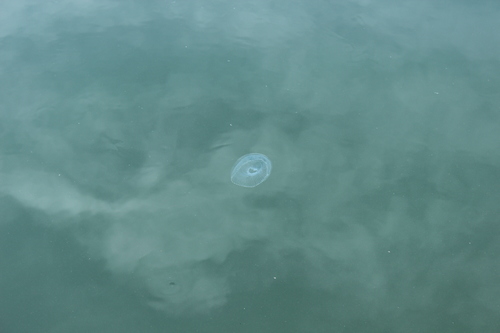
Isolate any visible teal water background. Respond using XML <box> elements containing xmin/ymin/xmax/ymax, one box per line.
<box><xmin>1</xmin><ymin>0</ymin><xmax>499</xmax><ymax>332</ymax></box>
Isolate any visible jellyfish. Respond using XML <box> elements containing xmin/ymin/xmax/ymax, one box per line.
<box><xmin>231</xmin><ymin>153</ymin><xmax>272</xmax><ymax>187</ymax></box>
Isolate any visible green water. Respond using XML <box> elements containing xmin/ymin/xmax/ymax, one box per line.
<box><xmin>1</xmin><ymin>0</ymin><xmax>499</xmax><ymax>332</ymax></box>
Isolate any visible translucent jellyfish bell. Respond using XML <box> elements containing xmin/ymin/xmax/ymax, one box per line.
<box><xmin>230</xmin><ymin>153</ymin><xmax>272</xmax><ymax>188</ymax></box>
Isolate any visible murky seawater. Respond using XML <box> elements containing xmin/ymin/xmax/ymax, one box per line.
<box><xmin>1</xmin><ymin>0</ymin><xmax>499</xmax><ymax>332</ymax></box>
